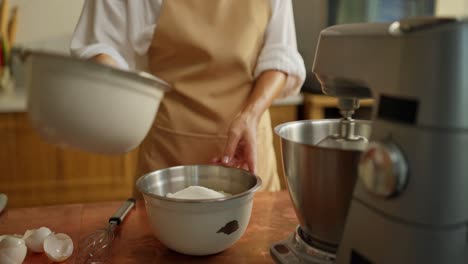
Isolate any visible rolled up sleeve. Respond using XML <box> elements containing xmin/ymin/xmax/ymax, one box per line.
<box><xmin>254</xmin><ymin>0</ymin><xmax>306</xmax><ymax>98</ymax></box>
<box><xmin>70</xmin><ymin>0</ymin><xmax>132</xmax><ymax>70</ymax></box>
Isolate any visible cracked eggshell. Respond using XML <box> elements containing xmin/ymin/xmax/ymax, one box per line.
<box><xmin>24</xmin><ymin>227</ymin><xmax>52</xmax><ymax>253</ymax></box>
<box><xmin>43</xmin><ymin>233</ymin><xmax>74</xmax><ymax>262</ymax></box>
<box><xmin>0</xmin><ymin>236</ymin><xmax>27</xmax><ymax>264</ymax></box>
<box><xmin>1</xmin><ymin>234</ymin><xmax>22</xmax><ymax>241</ymax></box>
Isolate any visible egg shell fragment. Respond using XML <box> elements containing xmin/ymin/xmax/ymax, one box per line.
<box><xmin>24</xmin><ymin>227</ymin><xmax>52</xmax><ymax>253</ymax></box>
<box><xmin>43</xmin><ymin>233</ymin><xmax>74</xmax><ymax>262</ymax></box>
<box><xmin>0</xmin><ymin>236</ymin><xmax>27</xmax><ymax>264</ymax></box>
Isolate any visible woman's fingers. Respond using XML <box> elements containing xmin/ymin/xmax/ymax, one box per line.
<box><xmin>229</xmin><ymin>158</ymin><xmax>248</xmax><ymax>171</ymax></box>
<box><xmin>246</xmin><ymin>141</ymin><xmax>257</xmax><ymax>174</ymax></box>
<box><xmin>222</xmin><ymin>128</ymin><xmax>242</xmax><ymax>165</ymax></box>
<box><xmin>210</xmin><ymin>157</ymin><xmax>222</xmax><ymax>165</ymax></box>
<box><xmin>220</xmin><ymin>114</ymin><xmax>258</xmax><ymax>173</ymax></box>
<box><xmin>211</xmin><ymin>156</ymin><xmax>243</xmax><ymax>169</ymax></box>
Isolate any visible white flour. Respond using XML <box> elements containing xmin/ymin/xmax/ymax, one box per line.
<box><xmin>166</xmin><ymin>186</ymin><xmax>231</xmax><ymax>199</ymax></box>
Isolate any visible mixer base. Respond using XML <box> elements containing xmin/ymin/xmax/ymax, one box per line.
<box><xmin>270</xmin><ymin>226</ymin><xmax>335</xmax><ymax>264</ymax></box>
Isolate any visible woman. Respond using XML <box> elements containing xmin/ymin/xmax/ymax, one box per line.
<box><xmin>71</xmin><ymin>0</ymin><xmax>305</xmax><ymax>191</ymax></box>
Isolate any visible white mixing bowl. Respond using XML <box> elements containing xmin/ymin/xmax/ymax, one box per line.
<box><xmin>136</xmin><ymin>165</ymin><xmax>262</xmax><ymax>256</ymax></box>
<box><xmin>23</xmin><ymin>51</ymin><xmax>170</xmax><ymax>154</ymax></box>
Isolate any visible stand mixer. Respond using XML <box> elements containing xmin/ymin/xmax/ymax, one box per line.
<box><xmin>316</xmin><ymin>17</ymin><xmax>468</xmax><ymax>263</ymax></box>
<box><xmin>273</xmin><ymin>17</ymin><xmax>468</xmax><ymax>263</ymax></box>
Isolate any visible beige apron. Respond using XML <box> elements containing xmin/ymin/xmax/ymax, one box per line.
<box><xmin>137</xmin><ymin>0</ymin><xmax>280</xmax><ymax>192</ymax></box>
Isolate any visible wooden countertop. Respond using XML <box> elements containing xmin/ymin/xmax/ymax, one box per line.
<box><xmin>0</xmin><ymin>191</ymin><xmax>298</xmax><ymax>263</ymax></box>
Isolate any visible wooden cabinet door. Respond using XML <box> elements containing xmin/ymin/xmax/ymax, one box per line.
<box><xmin>0</xmin><ymin>114</ymin><xmax>18</xmax><ymax>199</ymax></box>
<box><xmin>0</xmin><ymin>113</ymin><xmax>138</xmax><ymax>208</ymax></box>
<box><xmin>11</xmin><ymin>113</ymin><xmax>60</xmax><ymax>207</ymax></box>
<box><xmin>56</xmin><ymin>148</ymin><xmax>136</xmax><ymax>204</ymax></box>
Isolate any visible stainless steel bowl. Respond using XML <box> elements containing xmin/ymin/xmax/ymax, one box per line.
<box><xmin>136</xmin><ymin>165</ymin><xmax>262</xmax><ymax>255</ymax></box>
<box><xmin>275</xmin><ymin>119</ymin><xmax>371</xmax><ymax>251</ymax></box>
<box><xmin>136</xmin><ymin>165</ymin><xmax>262</xmax><ymax>201</ymax></box>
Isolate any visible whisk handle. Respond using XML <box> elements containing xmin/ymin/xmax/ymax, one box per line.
<box><xmin>109</xmin><ymin>198</ymin><xmax>136</xmax><ymax>225</ymax></box>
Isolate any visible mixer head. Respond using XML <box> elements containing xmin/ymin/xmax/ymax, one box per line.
<box><xmin>337</xmin><ymin>98</ymin><xmax>360</xmax><ymax>119</ymax></box>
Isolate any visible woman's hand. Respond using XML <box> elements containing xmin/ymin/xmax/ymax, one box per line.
<box><xmin>212</xmin><ymin>113</ymin><xmax>259</xmax><ymax>173</ymax></box>
<box><xmin>211</xmin><ymin>70</ymin><xmax>287</xmax><ymax>173</ymax></box>
<box><xmin>90</xmin><ymin>54</ymin><xmax>120</xmax><ymax>67</ymax></box>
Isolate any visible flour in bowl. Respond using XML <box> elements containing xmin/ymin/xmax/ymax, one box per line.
<box><xmin>166</xmin><ymin>186</ymin><xmax>231</xmax><ymax>199</ymax></box>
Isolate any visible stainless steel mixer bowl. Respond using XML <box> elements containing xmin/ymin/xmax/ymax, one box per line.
<box><xmin>275</xmin><ymin>119</ymin><xmax>371</xmax><ymax>251</ymax></box>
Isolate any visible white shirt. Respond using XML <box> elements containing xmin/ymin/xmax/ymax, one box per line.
<box><xmin>70</xmin><ymin>0</ymin><xmax>306</xmax><ymax>97</ymax></box>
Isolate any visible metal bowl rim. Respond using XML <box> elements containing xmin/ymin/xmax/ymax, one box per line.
<box><xmin>274</xmin><ymin>118</ymin><xmax>372</xmax><ymax>152</ymax></box>
<box><xmin>136</xmin><ymin>164</ymin><xmax>263</xmax><ymax>204</ymax></box>
<box><xmin>26</xmin><ymin>50</ymin><xmax>172</xmax><ymax>93</ymax></box>
<box><xmin>274</xmin><ymin>118</ymin><xmax>372</xmax><ymax>135</ymax></box>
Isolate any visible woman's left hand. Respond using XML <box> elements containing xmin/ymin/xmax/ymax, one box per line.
<box><xmin>211</xmin><ymin>70</ymin><xmax>287</xmax><ymax>173</ymax></box>
<box><xmin>211</xmin><ymin>113</ymin><xmax>258</xmax><ymax>173</ymax></box>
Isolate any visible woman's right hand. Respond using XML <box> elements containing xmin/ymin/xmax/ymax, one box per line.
<box><xmin>90</xmin><ymin>54</ymin><xmax>120</xmax><ymax>68</ymax></box>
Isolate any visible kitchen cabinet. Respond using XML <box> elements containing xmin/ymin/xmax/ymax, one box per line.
<box><xmin>0</xmin><ymin>113</ymin><xmax>138</xmax><ymax>208</ymax></box>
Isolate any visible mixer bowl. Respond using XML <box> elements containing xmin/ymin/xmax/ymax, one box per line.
<box><xmin>136</xmin><ymin>165</ymin><xmax>262</xmax><ymax>256</ymax></box>
<box><xmin>275</xmin><ymin>119</ymin><xmax>371</xmax><ymax>251</ymax></box>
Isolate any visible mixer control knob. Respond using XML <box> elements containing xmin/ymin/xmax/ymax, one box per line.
<box><xmin>359</xmin><ymin>141</ymin><xmax>408</xmax><ymax>197</ymax></box>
